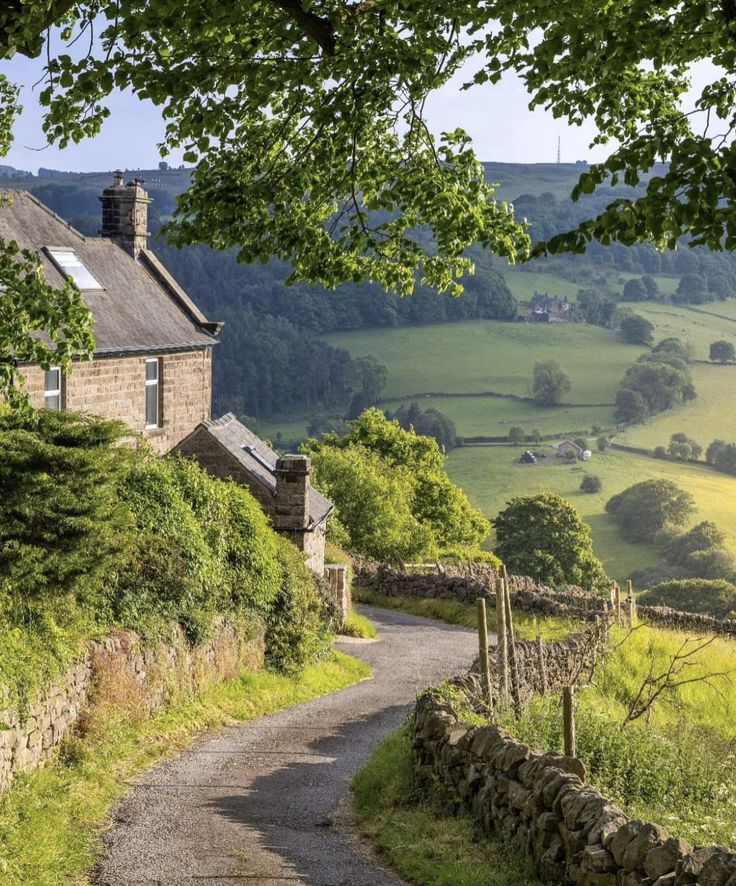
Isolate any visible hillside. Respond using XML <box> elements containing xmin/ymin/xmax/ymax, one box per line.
<box><xmin>5</xmin><ymin>163</ymin><xmax>736</xmax><ymax>586</ymax></box>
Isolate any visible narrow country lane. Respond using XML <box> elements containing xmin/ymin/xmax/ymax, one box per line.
<box><xmin>93</xmin><ymin>606</ymin><xmax>479</xmax><ymax>886</ymax></box>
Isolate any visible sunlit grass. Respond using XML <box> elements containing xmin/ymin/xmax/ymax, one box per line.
<box><xmin>353</xmin><ymin>727</ymin><xmax>540</xmax><ymax>886</ymax></box>
<box><xmin>0</xmin><ymin>652</ymin><xmax>370</xmax><ymax>886</ymax></box>
<box><xmin>353</xmin><ymin>587</ymin><xmax>577</xmax><ymax>642</ymax></box>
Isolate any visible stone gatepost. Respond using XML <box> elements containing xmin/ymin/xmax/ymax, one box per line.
<box><xmin>324</xmin><ymin>564</ymin><xmax>351</xmax><ymax>628</ymax></box>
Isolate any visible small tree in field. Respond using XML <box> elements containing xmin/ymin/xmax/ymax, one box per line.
<box><xmin>532</xmin><ymin>361</ymin><xmax>571</xmax><ymax>407</ymax></box>
<box><xmin>667</xmin><ymin>433</ymin><xmax>702</xmax><ymax>461</ymax></box>
<box><xmin>493</xmin><ymin>493</ymin><xmax>608</xmax><ymax>592</ymax></box>
<box><xmin>710</xmin><ymin>340</ymin><xmax>736</xmax><ymax>363</ymax></box>
<box><xmin>619</xmin><ymin>314</ymin><xmax>655</xmax><ymax>345</ymax></box>
<box><xmin>508</xmin><ymin>426</ymin><xmax>526</xmax><ymax>444</ymax></box>
<box><xmin>580</xmin><ymin>475</ymin><xmax>602</xmax><ymax>493</ymax></box>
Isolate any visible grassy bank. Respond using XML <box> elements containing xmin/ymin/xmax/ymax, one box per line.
<box><xmin>0</xmin><ymin>652</ymin><xmax>370</xmax><ymax>886</ymax></box>
<box><xmin>501</xmin><ymin>623</ymin><xmax>736</xmax><ymax>847</ymax></box>
<box><xmin>353</xmin><ymin>727</ymin><xmax>540</xmax><ymax>886</ymax></box>
<box><xmin>353</xmin><ymin>588</ymin><xmax>577</xmax><ymax>641</ymax></box>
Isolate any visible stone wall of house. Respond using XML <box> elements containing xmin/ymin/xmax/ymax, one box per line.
<box><xmin>174</xmin><ymin>424</ymin><xmax>274</xmax><ymax>511</ymax></box>
<box><xmin>413</xmin><ymin>693</ymin><xmax>735</xmax><ymax>885</ymax></box>
<box><xmin>0</xmin><ymin>617</ymin><xmax>264</xmax><ymax>796</ymax></box>
<box><xmin>23</xmin><ymin>347</ymin><xmax>213</xmax><ymax>453</ymax></box>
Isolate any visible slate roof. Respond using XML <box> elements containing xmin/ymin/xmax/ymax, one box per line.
<box><xmin>0</xmin><ymin>190</ymin><xmax>219</xmax><ymax>355</ymax></box>
<box><xmin>199</xmin><ymin>413</ymin><xmax>334</xmax><ymax>527</ymax></box>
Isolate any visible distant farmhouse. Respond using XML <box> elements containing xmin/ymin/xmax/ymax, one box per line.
<box><xmin>555</xmin><ymin>439</ymin><xmax>591</xmax><ymax>460</ymax></box>
<box><xmin>2</xmin><ymin>176</ymin><xmax>332</xmax><ymax>574</ymax></box>
<box><xmin>527</xmin><ymin>291</ymin><xmax>572</xmax><ymax>324</ymax></box>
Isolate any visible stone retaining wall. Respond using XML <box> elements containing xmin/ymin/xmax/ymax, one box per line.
<box><xmin>0</xmin><ymin>616</ymin><xmax>264</xmax><ymax>796</ymax></box>
<box><xmin>413</xmin><ymin>693</ymin><xmax>735</xmax><ymax>885</ymax></box>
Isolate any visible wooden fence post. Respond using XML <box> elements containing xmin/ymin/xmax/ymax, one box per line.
<box><xmin>501</xmin><ymin>569</ymin><xmax>521</xmax><ymax>713</ymax></box>
<box><xmin>627</xmin><ymin>579</ymin><xmax>636</xmax><ymax>627</ymax></box>
<box><xmin>563</xmin><ymin>686</ymin><xmax>576</xmax><ymax>758</ymax></box>
<box><xmin>536</xmin><ymin>635</ymin><xmax>547</xmax><ymax>695</ymax></box>
<box><xmin>614</xmin><ymin>582</ymin><xmax>621</xmax><ymax>623</ymax></box>
<box><xmin>477</xmin><ymin>598</ymin><xmax>493</xmax><ymax>711</ymax></box>
<box><xmin>495</xmin><ymin>577</ymin><xmax>509</xmax><ymax>701</ymax></box>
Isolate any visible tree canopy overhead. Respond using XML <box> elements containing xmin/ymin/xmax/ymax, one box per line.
<box><xmin>5</xmin><ymin>1</ymin><xmax>736</xmax><ymax>400</ymax></box>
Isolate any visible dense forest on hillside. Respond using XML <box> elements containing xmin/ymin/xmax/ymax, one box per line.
<box><xmin>10</xmin><ymin>164</ymin><xmax>736</xmax><ymax>421</ymax></box>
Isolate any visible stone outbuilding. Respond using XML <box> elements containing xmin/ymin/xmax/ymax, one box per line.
<box><xmin>556</xmin><ymin>439</ymin><xmax>585</xmax><ymax>459</ymax></box>
<box><xmin>174</xmin><ymin>414</ymin><xmax>334</xmax><ymax>575</ymax></box>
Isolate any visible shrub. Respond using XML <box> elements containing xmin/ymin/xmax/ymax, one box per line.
<box><xmin>0</xmin><ymin>411</ymin><xmax>134</xmax><ymax>616</ymax></box>
<box><xmin>508</xmin><ymin>426</ymin><xmax>526</xmax><ymax>444</ymax></box>
<box><xmin>639</xmin><ymin>579</ymin><xmax>736</xmax><ymax>618</ymax></box>
<box><xmin>596</xmin><ymin>436</ymin><xmax>608</xmax><ymax>451</ymax></box>
<box><xmin>0</xmin><ymin>410</ymin><xmax>332</xmax><ymax>676</ymax></box>
<box><xmin>264</xmin><ymin>539</ymin><xmax>331</xmax><ymax>674</ymax></box>
<box><xmin>580</xmin><ymin>475</ymin><xmax>602</xmax><ymax>493</ymax></box>
<box><xmin>653</xmin><ymin>446</ymin><xmax>668</xmax><ymax>459</ymax></box>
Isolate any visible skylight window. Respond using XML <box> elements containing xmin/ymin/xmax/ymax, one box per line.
<box><xmin>242</xmin><ymin>444</ymin><xmax>275</xmax><ymax>473</ymax></box>
<box><xmin>46</xmin><ymin>248</ymin><xmax>103</xmax><ymax>291</ymax></box>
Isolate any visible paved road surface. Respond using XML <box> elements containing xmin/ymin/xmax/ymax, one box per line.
<box><xmin>94</xmin><ymin>605</ymin><xmax>477</xmax><ymax>886</ymax></box>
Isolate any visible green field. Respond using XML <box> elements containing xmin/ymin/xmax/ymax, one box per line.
<box><xmin>621</xmin><ymin>362</ymin><xmax>736</xmax><ymax>449</ymax></box>
<box><xmin>324</xmin><ymin>321</ymin><xmax>638</xmax><ymax>438</ymax></box>
<box><xmin>446</xmin><ymin>445</ymin><xmax>736</xmax><ymax>583</ymax></box>
<box><xmin>504</xmin><ymin>270</ymin><xmax>582</xmax><ymax>302</ymax></box>
<box><xmin>385</xmin><ymin>395</ymin><xmax>614</xmax><ymax>438</ymax></box>
<box><xmin>505</xmin><ymin>270</ymin><xmax>681</xmax><ymax>304</ymax></box>
<box><xmin>635</xmin><ymin>301</ymin><xmax>736</xmax><ymax>359</ymax></box>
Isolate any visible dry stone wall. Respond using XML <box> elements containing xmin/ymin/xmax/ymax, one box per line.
<box><xmin>356</xmin><ymin>562</ymin><xmax>736</xmax><ymax>636</ymax></box>
<box><xmin>413</xmin><ymin>694</ymin><xmax>736</xmax><ymax>885</ymax></box>
<box><xmin>460</xmin><ymin>622</ymin><xmax>608</xmax><ymax>707</ymax></box>
<box><xmin>0</xmin><ymin>617</ymin><xmax>264</xmax><ymax>796</ymax></box>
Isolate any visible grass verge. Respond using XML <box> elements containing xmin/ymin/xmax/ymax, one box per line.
<box><xmin>0</xmin><ymin>651</ymin><xmax>370</xmax><ymax>886</ymax></box>
<box><xmin>500</xmin><ymin>623</ymin><xmax>736</xmax><ymax>847</ymax></box>
<box><xmin>352</xmin><ymin>727</ymin><xmax>540</xmax><ymax>886</ymax></box>
<box><xmin>341</xmin><ymin>610</ymin><xmax>378</xmax><ymax>639</ymax></box>
<box><xmin>353</xmin><ymin>587</ymin><xmax>578</xmax><ymax>641</ymax></box>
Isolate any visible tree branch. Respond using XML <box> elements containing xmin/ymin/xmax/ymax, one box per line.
<box><xmin>269</xmin><ymin>0</ymin><xmax>336</xmax><ymax>55</ymax></box>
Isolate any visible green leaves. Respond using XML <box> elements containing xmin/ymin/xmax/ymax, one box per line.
<box><xmin>2</xmin><ymin>0</ymin><xmax>736</xmax><ymax>353</ymax></box>
<box><xmin>0</xmin><ymin>224</ymin><xmax>95</xmax><ymax>407</ymax></box>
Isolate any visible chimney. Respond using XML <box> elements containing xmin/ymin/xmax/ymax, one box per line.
<box><xmin>99</xmin><ymin>171</ymin><xmax>152</xmax><ymax>257</ymax></box>
<box><xmin>274</xmin><ymin>455</ymin><xmax>311</xmax><ymax>532</ymax></box>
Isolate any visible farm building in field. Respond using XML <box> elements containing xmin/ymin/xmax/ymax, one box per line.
<box><xmin>527</xmin><ymin>292</ymin><xmax>572</xmax><ymax>323</ymax></box>
<box><xmin>555</xmin><ymin>439</ymin><xmax>585</xmax><ymax>459</ymax></box>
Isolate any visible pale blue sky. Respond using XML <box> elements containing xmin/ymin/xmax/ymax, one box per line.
<box><xmin>0</xmin><ymin>52</ymin><xmax>606</xmax><ymax>173</ymax></box>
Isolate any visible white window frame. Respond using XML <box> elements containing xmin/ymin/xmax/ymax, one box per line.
<box><xmin>44</xmin><ymin>366</ymin><xmax>63</xmax><ymax>411</ymax></box>
<box><xmin>144</xmin><ymin>358</ymin><xmax>161</xmax><ymax>429</ymax></box>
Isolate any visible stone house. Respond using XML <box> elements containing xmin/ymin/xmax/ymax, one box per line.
<box><xmin>3</xmin><ymin>177</ymin><xmax>221</xmax><ymax>453</ymax></box>
<box><xmin>3</xmin><ymin>177</ymin><xmax>332</xmax><ymax>574</ymax></box>
<box><xmin>556</xmin><ymin>439</ymin><xmax>584</xmax><ymax>459</ymax></box>
<box><xmin>174</xmin><ymin>414</ymin><xmax>333</xmax><ymax>574</ymax></box>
